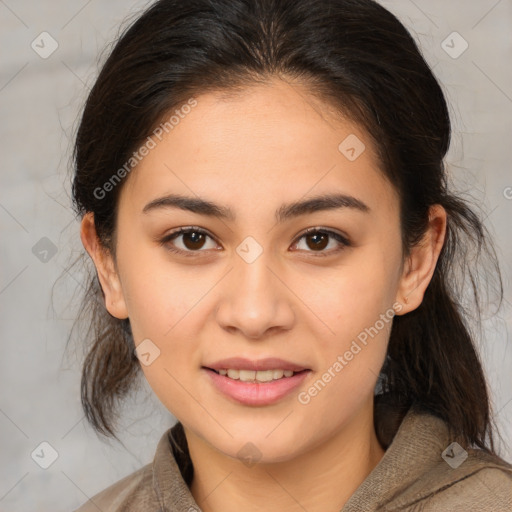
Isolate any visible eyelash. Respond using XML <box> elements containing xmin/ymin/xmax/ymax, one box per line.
<box><xmin>158</xmin><ymin>226</ymin><xmax>351</xmax><ymax>258</ymax></box>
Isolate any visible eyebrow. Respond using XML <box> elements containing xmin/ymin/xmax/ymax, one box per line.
<box><xmin>142</xmin><ymin>192</ymin><xmax>370</xmax><ymax>222</ymax></box>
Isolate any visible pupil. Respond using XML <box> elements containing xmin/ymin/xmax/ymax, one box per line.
<box><xmin>308</xmin><ymin>233</ymin><xmax>328</xmax><ymax>250</ymax></box>
<box><xmin>184</xmin><ymin>231</ymin><xmax>205</xmax><ymax>250</ymax></box>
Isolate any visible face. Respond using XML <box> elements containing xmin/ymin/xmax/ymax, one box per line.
<box><xmin>84</xmin><ymin>77</ymin><xmax>434</xmax><ymax>463</ymax></box>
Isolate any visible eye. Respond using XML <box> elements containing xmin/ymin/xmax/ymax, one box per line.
<box><xmin>159</xmin><ymin>226</ymin><xmax>219</xmax><ymax>257</ymax></box>
<box><xmin>158</xmin><ymin>226</ymin><xmax>350</xmax><ymax>257</ymax></box>
<box><xmin>292</xmin><ymin>227</ymin><xmax>351</xmax><ymax>256</ymax></box>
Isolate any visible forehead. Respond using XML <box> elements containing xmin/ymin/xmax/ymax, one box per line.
<box><xmin>120</xmin><ymin>79</ymin><xmax>398</xmax><ymax>218</ymax></box>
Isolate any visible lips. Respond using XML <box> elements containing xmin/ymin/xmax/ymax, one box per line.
<box><xmin>202</xmin><ymin>357</ymin><xmax>311</xmax><ymax>405</ymax></box>
<box><xmin>204</xmin><ymin>357</ymin><xmax>309</xmax><ymax>372</ymax></box>
<box><xmin>203</xmin><ymin>366</ymin><xmax>311</xmax><ymax>406</ymax></box>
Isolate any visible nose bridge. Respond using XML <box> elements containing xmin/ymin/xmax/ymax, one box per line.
<box><xmin>215</xmin><ymin>238</ymin><xmax>294</xmax><ymax>338</ymax></box>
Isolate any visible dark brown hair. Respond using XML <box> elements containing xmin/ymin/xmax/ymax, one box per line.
<box><xmin>67</xmin><ymin>0</ymin><xmax>505</xmax><ymax>455</ymax></box>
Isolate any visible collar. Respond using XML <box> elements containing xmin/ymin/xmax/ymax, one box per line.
<box><xmin>152</xmin><ymin>418</ymin><xmax>197</xmax><ymax>511</ymax></box>
<box><xmin>150</xmin><ymin>400</ymin><xmax>510</xmax><ymax>511</ymax></box>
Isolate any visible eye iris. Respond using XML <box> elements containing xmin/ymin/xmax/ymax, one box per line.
<box><xmin>183</xmin><ymin>231</ymin><xmax>206</xmax><ymax>250</ymax></box>
<box><xmin>176</xmin><ymin>230</ymin><xmax>336</xmax><ymax>252</ymax></box>
<box><xmin>306</xmin><ymin>232</ymin><xmax>328</xmax><ymax>251</ymax></box>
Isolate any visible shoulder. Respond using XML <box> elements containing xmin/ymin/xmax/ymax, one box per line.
<box><xmin>393</xmin><ymin>448</ymin><xmax>512</xmax><ymax>511</ymax></box>
<box><xmin>72</xmin><ymin>462</ymin><xmax>158</xmax><ymax>512</ymax></box>
<box><xmin>368</xmin><ymin>401</ymin><xmax>512</xmax><ymax>511</ymax></box>
<box><xmin>420</xmin><ymin>454</ymin><xmax>512</xmax><ymax>511</ymax></box>
<box><xmin>73</xmin><ymin>424</ymin><xmax>198</xmax><ymax>511</ymax></box>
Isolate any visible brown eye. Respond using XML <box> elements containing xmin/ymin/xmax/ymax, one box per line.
<box><xmin>293</xmin><ymin>228</ymin><xmax>350</xmax><ymax>256</ymax></box>
<box><xmin>181</xmin><ymin>230</ymin><xmax>207</xmax><ymax>250</ymax></box>
<box><xmin>159</xmin><ymin>227</ymin><xmax>218</xmax><ymax>256</ymax></box>
<box><xmin>304</xmin><ymin>232</ymin><xmax>329</xmax><ymax>251</ymax></box>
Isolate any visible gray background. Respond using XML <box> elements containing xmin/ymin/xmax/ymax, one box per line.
<box><xmin>0</xmin><ymin>1</ymin><xmax>511</xmax><ymax>511</ymax></box>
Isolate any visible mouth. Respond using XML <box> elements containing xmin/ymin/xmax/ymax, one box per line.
<box><xmin>204</xmin><ymin>367</ymin><xmax>309</xmax><ymax>383</ymax></box>
<box><xmin>201</xmin><ymin>357</ymin><xmax>312</xmax><ymax>405</ymax></box>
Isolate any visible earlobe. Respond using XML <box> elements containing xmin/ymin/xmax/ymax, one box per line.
<box><xmin>80</xmin><ymin>212</ymin><xmax>129</xmax><ymax>319</ymax></box>
<box><xmin>395</xmin><ymin>205</ymin><xmax>447</xmax><ymax>315</ymax></box>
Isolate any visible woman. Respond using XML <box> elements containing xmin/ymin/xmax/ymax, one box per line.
<box><xmin>70</xmin><ymin>0</ymin><xmax>512</xmax><ymax>510</ymax></box>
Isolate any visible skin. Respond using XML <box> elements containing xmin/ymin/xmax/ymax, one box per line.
<box><xmin>81</xmin><ymin>77</ymin><xmax>446</xmax><ymax>512</ymax></box>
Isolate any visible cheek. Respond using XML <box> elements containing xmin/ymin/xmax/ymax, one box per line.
<box><xmin>119</xmin><ymin>254</ymin><xmax>206</xmax><ymax>417</ymax></box>
<box><xmin>299</xmin><ymin>244</ymin><xmax>400</xmax><ymax>402</ymax></box>
<box><xmin>117</xmin><ymin>243</ymin><xmax>202</xmax><ymax>340</ymax></box>
<box><xmin>292</xmin><ymin>277</ymin><xmax>394</xmax><ymax>448</ymax></box>
<box><xmin>308</xmin><ymin>246</ymin><xmax>400</xmax><ymax>344</ymax></box>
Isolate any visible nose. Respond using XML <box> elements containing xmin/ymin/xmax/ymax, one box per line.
<box><xmin>214</xmin><ymin>250</ymin><xmax>296</xmax><ymax>339</ymax></box>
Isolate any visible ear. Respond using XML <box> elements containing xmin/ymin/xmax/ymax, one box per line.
<box><xmin>394</xmin><ymin>204</ymin><xmax>447</xmax><ymax>315</ymax></box>
<box><xmin>80</xmin><ymin>212</ymin><xmax>129</xmax><ymax>319</ymax></box>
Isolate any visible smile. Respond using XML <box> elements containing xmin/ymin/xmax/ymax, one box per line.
<box><xmin>212</xmin><ymin>368</ymin><xmax>299</xmax><ymax>382</ymax></box>
<box><xmin>203</xmin><ymin>367</ymin><xmax>311</xmax><ymax>406</ymax></box>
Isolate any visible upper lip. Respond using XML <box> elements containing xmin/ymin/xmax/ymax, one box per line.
<box><xmin>204</xmin><ymin>357</ymin><xmax>309</xmax><ymax>372</ymax></box>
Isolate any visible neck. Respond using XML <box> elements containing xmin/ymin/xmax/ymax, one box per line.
<box><xmin>186</xmin><ymin>403</ymin><xmax>385</xmax><ymax>512</ymax></box>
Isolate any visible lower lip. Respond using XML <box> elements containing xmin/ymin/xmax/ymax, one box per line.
<box><xmin>203</xmin><ymin>368</ymin><xmax>311</xmax><ymax>406</ymax></box>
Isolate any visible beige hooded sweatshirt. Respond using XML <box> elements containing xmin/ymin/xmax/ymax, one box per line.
<box><xmin>73</xmin><ymin>401</ymin><xmax>512</xmax><ymax>511</ymax></box>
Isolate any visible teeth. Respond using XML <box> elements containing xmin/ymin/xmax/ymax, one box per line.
<box><xmin>226</xmin><ymin>369</ymin><xmax>239</xmax><ymax>379</ymax></box>
<box><xmin>257</xmin><ymin>370</ymin><xmax>276</xmax><ymax>382</ymax></box>
<box><xmin>273</xmin><ymin>369</ymin><xmax>284</xmax><ymax>379</ymax></box>
<box><xmin>217</xmin><ymin>368</ymin><xmax>296</xmax><ymax>382</ymax></box>
<box><xmin>239</xmin><ymin>370</ymin><xmax>256</xmax><ymax>381</ymax></box>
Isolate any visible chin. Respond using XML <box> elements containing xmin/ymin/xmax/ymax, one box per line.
<box><xmin>205</xmin><ymin>425</ymin><xmax>309</xmax><ymax>465</ymax></box>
